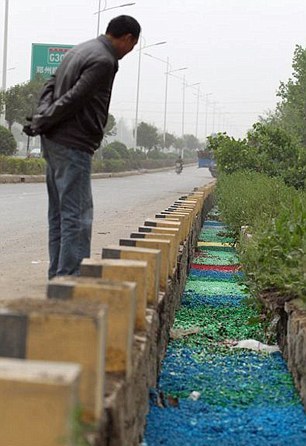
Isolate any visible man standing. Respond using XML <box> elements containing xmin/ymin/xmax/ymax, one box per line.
<box><xmin>24</xmin><ymin>15</ymin><xmax>141</xmax><ymax>279</ymax></box>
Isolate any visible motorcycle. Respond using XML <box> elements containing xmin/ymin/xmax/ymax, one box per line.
<box><xmin>175</xmin><ymin>162</ymin><xmax>183</xmax><ymax>174</ymax></box>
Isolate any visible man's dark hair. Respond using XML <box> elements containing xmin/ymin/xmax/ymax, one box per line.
<box><xmin>106</xmin><ymin>15</ymin><xmax>141</xmax><ymax>39</ymax></box>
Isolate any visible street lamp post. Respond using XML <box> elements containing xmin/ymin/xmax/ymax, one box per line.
<box><xmin>182</xmin><ymin>80</ymin><xmax>199</xmax><ymax>141</ymax></box>
<box><xmin>212</xmin><ymin>101</ymin><xmax>217</xmax><ymax>134</ymax></box>
<box><xmin>164</xmin><ymin>64</ymin><xmax>187</xmax><ymax>149</ymax></box>
<box><xmin>95</xmin><ymin>0</ymin><xmax>136</xmax><ymax>36</ymax></box>
<box><xmin>1</xmin><ymin>0</ymin><xmax>9</xmax><ymax>125</ymax></box>
<box><xmin>2</xmin><ymin>0</ymin><xmax>9</xmax><ymax>92</ymax></box>
<box><xmin>182</xmin><ymin>76</ymin><xmax>187</xmax><ymax>138</ymax></box>
<box><xmin>134</xmin><ymin>38</ymin><xmax>166</xmax><ymax>148</ymax></box>
<box><xmin>204</xmin><ymin>93</ymin><xmax>212</xmax><ymax>139</ymax></box>
<box><xmin>195</xmin><ymin>84</ymin><xmax>200</xmax><ymax>139</ymax></box>
<box><xmin>187</xmin><ymin>82</ymin><xmax>201</xmax><ymax>139</ymax></box>
<box><xmin>142</xmin><ymin>53</ymin><xmax>187</xmax><ymax>150</ymax></box>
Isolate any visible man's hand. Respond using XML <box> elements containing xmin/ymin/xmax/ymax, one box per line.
<box><xmin>23</xmin><ymin>125</ymin><xmax>39</xmax><ymax>137</ymax></box>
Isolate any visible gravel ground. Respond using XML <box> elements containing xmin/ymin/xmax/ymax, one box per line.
<box><xmin>144</xmin><ymin>218</ymin><xmax>306</xmax><ymax>446</ymax></box>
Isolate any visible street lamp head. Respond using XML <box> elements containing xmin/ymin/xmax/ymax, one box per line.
<box><xmin>168</xmin><ymin>66</ymin><xmax>188</xmax><ymax>74</ymax></box>
<box><xmin>141</xmin><ymin>40</ymin><xmax>167</xmax><ymax>50</ymax></box>
<box><xmin>94</xmin><ymin>2</ymin><xmax>136</xmax><ymax>15</ymax></box>
<box><xmin>119</xmin><ymin>2</ymin><xmax>136</xmax><ymax>7</ymax></box>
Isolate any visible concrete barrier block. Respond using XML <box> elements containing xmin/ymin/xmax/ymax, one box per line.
<box><xmin>138</xmin><ymin>225</ymin><xmax>180</xmax><ymax>246</ymax></box>
<box><xmin>160</xmin><ymin>210</ymin><xmax>193</xmax><ymax>234</ymax></box>
<box><xmin>194</xmin><ymin>182</ymin><xmax>216</xmax><ymax>195</ymax></box>
<box><xmin>167</xmin><ymin>205</ymin><xmax>197</xmax><ymax>221</ymax></box>
<box><xmin>119</xmin><ymin>238</ymin><xmax>170</xmax><ymax>292</ymax></box>
<box><xmin>0</xmin><ymin>358</ymin><xmax>81</xmax><ymax>446</ymax></box>
<box><xmin>102</xmin><ymin>245</ymin><xmax>161</xmax><ymax>305</ymax></box>
<box><xmin>174</xmin><ymin>199</ymin><xmax>197</xmax><ymax>208</ymax></box>
<box><xmin>155</xmin><ymin>213</ymin><xmax>188</xmax><ymax>240</ymax></box>
<box><xmin>176</xmin><ymin>198</ymin><xmax>202</xmax><ymax>214</ymax></box>
<box><xmin>130</xmin><ymin>232</ymin><xmax>177</xmax><ymax>274</ymax></box>
<box><xmin>167</xmin><ymin>207</ymin><xmax>197</xmax><ymax>231</ymax></box>
<box><xmin>170</xmin><ymin>204</ymin><xmax>197</xmax><ymax>222</ymax></box>
<box><xmin>0</xmin><ymin>299</ymin><xmax>106</xmax><ymax>421</ymax></box>
<box><xmin>188</xmin><ymin>191</ymin><xmax>206</xmax><ymax>206</ymax></box>
<box><xmin>48</xmin><ymin>278</ymin><xmax>136</xmax><ymax>376</ymax></box>
<box><xmin>144</xmin><ymin>218</ymin><xmax>184</xmax><ymax>244</ymax></box>
<box><xmin>80</xmin><ymin>258</ymin><xmax>147</xmax><ymax>331</ymax></box>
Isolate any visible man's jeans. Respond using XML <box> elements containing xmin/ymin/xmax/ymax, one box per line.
<box><xmin>42</xmin><ymin>136</ymin><xmax>93</xmax><ymax>279</ymax></box>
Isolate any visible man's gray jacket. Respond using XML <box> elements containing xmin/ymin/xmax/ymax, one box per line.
<box><xmin>31</xmin><ymin>35</ymin><xmax>119</xmax><ymax>154</ymax></box>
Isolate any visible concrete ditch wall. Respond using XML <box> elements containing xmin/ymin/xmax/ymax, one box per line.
<box><xmin>0</xmin><ymin>180</ymin><xmax>215</xmax><ymax>446</ymax></box>
<box><xmin>259</xmin><ymin>290</ymin><xmax>306</xmax><ymax>412</ymax></box>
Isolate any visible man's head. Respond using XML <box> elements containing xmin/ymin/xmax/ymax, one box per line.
<box><xmin>106</xmin><ymin>15</ymin><xmax>141</xmax><ymax>59</ymax></box>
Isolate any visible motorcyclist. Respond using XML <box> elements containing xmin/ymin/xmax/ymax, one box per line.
<box><xmin>175</xmin><ymin>156</ymin><xmax>183</xmax><ymax>171</ymax></box>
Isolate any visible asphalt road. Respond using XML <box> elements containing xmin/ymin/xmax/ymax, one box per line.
<box><xmin>0</xmin><ymin>165</ymin><xmax>213</xmax><ymax>300</ymax></box>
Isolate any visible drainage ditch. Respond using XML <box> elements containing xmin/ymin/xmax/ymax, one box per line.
<box><xmin>143</xmin><ymin>216</ymin><xmax>306</xmax><ymax>445</ymax></box>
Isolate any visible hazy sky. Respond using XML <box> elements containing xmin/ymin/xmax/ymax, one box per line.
<box><xmin>1</xmin><ymin>0</ymin><xmax>306</xmax><ymax>139</ymax></box>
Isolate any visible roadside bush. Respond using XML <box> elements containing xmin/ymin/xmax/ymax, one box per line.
<box><xmin>91</xmin><ymin>160</ymin><xmax>104</xmax><ymax>173</ymax></box>
<box><xmin>0</xmin><ymin>126</ymin><xmax>17</xmax><ymax>156</ymax></box>
<box><xmin>147</xmin><ymin>149</ymin><xmax>167</xmax><ymax>159</ymax></box>
<box><xmin>101</xmin><ymin>146</ymin><xmax>120</xmax><ymax>160</ymax></box>
<box><xmin>209</xmin><ymin>124</ymin><xmax>305</xmax><ymax>190</ymax></box>
<box><xmin>128</xmin><ymin>148</ymin><xmax>146</xmax><ymax>160</ymax></box>
<box><xmin>105</xmin><ymin>141</ymin><xmax>130</xmax><ymax>159</ymax></box>
<box><xmin>0</xmin><ymin>152</ymin><xmax>195</xmax><ymax>175</ymax></box>
<box><xmin>216</xmin><ymin>171</ymin><xmax>297</xmax><ymax>237</ymax></box>
<box><xmin>0</xmin><ymin>156</ymin><xmax>45</xmax><ymax>174</ymax></box>
<box><xmin>239</xmin><ymin>194</ymin><xmax>306</xmax><ymax>301</ymax></box>
<box><xmin>216</xmin><ymin>170</ymin><xmax>306</xmax><ymax>302</ymax></box>
<box><xmin>102</xmin><ymin>159</ymin><xmax>126</xmax><ymax>172</ymax></box>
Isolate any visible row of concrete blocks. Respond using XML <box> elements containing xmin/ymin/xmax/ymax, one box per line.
<box><xmin>0</xmin><ymin>181</ymin><xmax>215</xmax><ymax>446</ymax></box>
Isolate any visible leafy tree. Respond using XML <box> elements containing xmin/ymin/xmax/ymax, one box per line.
<box><xmin>173</xmin><ymin>137</ymin><xmax>184</xmax><ymax>150</ymax></box>
<box><xmin>163</xmin><ymin>132</ymin><xmax>176</xmax><ymax>149</ymax></box>
<box><xmin>247</xmin><ymin>122</ymin><xmax>299</xmax><ymax>176</ymax></box>
<box><xmin>209</xmin><ymin>133</ymin><xmax>256</xmax><ymax>175</ymax></box>
<box><xmin>104</xmin><ymin>113</ymin><xmax>116</xmax><ymax>138</ymax></box>
<box><xmin>0</xmin><ymin>90</ymin><xmax>4</xmax><ymax>115</ymax></box>
<box><xmin>0</xmin><ymin>125</ymin><xmax>17</xmax><ymax>155</ymax></box>
<box><xmin>209</xmin><ymin>124</ymin><xmax>305</xmax><ymax>189</ymax></box>
<box><xmin>277</xmin><ymin>45</ymin><xmax>306</xmax><ymax>146</ymax></box>
<box><xmin>137</xmin><ymin>121</ymin><xmax>160</xmax><ymax>151</ymax></box>
<box><xmin>4</xmin><ymin>77</ymin><xmax>45</xmax><ymax>129</ymax></box>
<box><xmin>183</xmin><ymin>134</ymin><xmax>199</xmax><ymax>150</ymax></box>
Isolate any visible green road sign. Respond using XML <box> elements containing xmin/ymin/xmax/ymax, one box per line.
<box><xmin>31</xmin><ymin>43</ymin><xmax>73</xmax><ymax>80</ymax></box>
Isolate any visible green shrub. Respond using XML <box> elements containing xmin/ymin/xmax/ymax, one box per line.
<box><xmin>0</xmin><ymin>156</ymin><xmax>45</xmax><ymax>174</ymax></box>
<box><xmin>102</xmin><ymin>159</ymin><xmax>126</xmax><ymax>172</ymax></box>
<box><xmin>105</xmin><ymin>141</ymin><xmax>130</xmax><ymax>159</ymax></box>
<box><xmin>147</xmin><ymin>149</ymin><xmax>167</xmax><ymax>159</ymax></box>
<box><xmin>209</xmin><ymin>124</ymin><xmax>305</xmax><ymax>190</ymax></box>
<box><xmin>91</xmin><ymin>160</ymin><xmax>104</xmax><ymax>173</ymax></box>
<box><xmin>101</xmin><ymin>146</ymin><xmax>120</xmax><ymax>159</ymax></box>
<box><xmin>128</xmin><ymin>148</ymin><xmax>146</xmax><ymax>160</ymax></box>
<box><xmin>216</xmin><ymin>171</ymin><xmax>297</xmax><ymax>237</ymax></box>
<box><xmin>216</xmin><ymin>170</ymin><xmax>306</xmax><ymax>302</ymax></box>
<box><xmin>0</xmin><ymin>126</ymin><xmax>17</xmax><ymax>156</ymax></box>
<box><xmin>239</xmin><ymin>194</ymin><xmax>306</xmax><ymax>301</ymax></box>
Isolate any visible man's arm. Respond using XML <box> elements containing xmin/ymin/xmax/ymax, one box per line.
<box><xmin>31</xmin><ymin>58</ymin><xmax>113</xmax><ymax>134</ymax></box>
